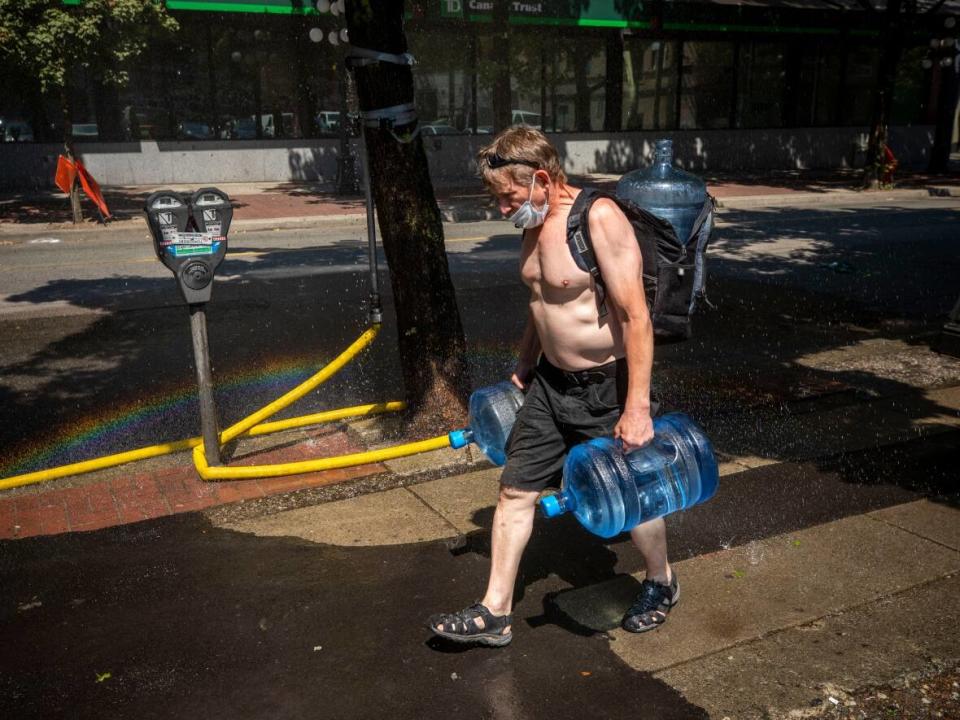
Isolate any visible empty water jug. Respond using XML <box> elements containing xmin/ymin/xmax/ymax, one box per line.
<box><xmin>539</xmin><ymin>413</ymin><xmax>718</xmax><ymax>538</ymax></box>
<box><xmin>449</xmin><ymin>382</ymin><xmax>524</xmax><ymax>466</ymax></box>
<box><xmin>616</xmin><ymin>139</ymin><xmax>707</xmax><ymax>243</ymax></box>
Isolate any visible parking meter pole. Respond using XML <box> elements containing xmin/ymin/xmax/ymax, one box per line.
<box><xmin>145</xmin><ymin>187</ymin><xmax>233</xmax><ymax>468</ymax></box>
<box><xmin>189</xmin><ymin>304</ymin><xmax>222</xmax><ymax>466</ymax></box>
<box><xmin>360</xmin><ymin>125</ymin><xmax>382</xmax><ymax>323</ymax></box>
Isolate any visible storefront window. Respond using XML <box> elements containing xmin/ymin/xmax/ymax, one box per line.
<box><xmin>622</xmin><ymin>38</ymin><xmax>678</xmax><ymax>130</ymax></box>
<box><xmin>736</xmin><ymin>42</ymin><xmax>786</xmax><ymax>128</ymax></box>
<box><xmin>548</xmin><ymin>33</ymin><xmax>605</xmax><ymax>132</ymax></box>
<box><xmin>843</xmin><ymin>45</ymin><xmax>881</xmax><ymax>126</ymax></box>
<box><xmin>797</xmin><ymin>42</ymin><xmax>843</xmax><ymax>126</ymax></box>
<box><xmin>679</xmin><ymin>41</ymin><xmax>735</xmax><ymax>130</ymax></box>
<box><xmin>411</xmin><ymin>24</ymin><xmax>475</xmax><ymax>133</ymax></box>
<box><xmin>891</xmin><ymin>45</ymin><xmax>930</xmax><ymax>124</ymax></box>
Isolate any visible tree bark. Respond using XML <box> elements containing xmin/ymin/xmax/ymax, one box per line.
<box><xmin>928</xmin><ymin>61</ymin><xmax>959</xmax><ymax>173</ymax></box>
<box><xmin>491</xmin><ymin>0</ymin><xmax>512</xmax><ymax>130</ymax></box>
<box><xmin>604</xmin><ymin>31</ymin><xmax>624</xmax><ymax>132</ymax></box>
<box><xmin>61</xmin><ymin>88</ymin><xmax>82</xmax><ymax>224</ymax></box>
<box><xmin>863</xmin><ymin>0</ymin><xmax>904</xmax><ymax>189</ymax></box>
<box><xmin>344</xmin><ymin>0</ymin><xmax>469</xmax><ymax>435</ymax></box>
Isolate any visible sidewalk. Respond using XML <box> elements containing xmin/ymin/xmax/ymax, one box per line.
<box><xmin>1</xmin><ymin>167</ymin><xmax>958</xmax><ymax>231</ymax></box>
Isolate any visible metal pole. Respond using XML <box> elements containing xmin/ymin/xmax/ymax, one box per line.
<box><xmin>189</xmin><ymin>303</ymin><xmax>222</xmax><ymax>466</ymax></box>
<box><xmin>360</xmin><ymin>124</ymin><xmax>382</xmax><ymax>323</ymax></box>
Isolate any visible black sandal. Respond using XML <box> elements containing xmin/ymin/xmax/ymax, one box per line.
<box><xmin>428</xmin><ymin>603</ymin><xmax>513</xmax><ymax>647</ymax></box>
<box><xmin>621</xmin><ymin>573</ymin><xmax>680</xmax><ymax>633</ymax></box>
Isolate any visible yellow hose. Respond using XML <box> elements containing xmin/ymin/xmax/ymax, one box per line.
<box><xmin>0</xmin><ymin>438</ymin><xmax>201</xmax><ymax>492</ymax></box>
<box><xmin>217</xmin><ymin>323</ymin><xmax>382</xmax><ymax>446</ymax></box>
<box><xmin>0</xmin><ymin>402</ymin><xmax>407</xmax><ymax>493</ymax></box>
<box><xmin>194</xmin><ymin>433</ymin><xmax>452</xmax><ymax>480</ymax></box>
<box><xmin>1</xmin><ymin>324</ymin><xmax>457</xmax><ymax>490</ymax></box>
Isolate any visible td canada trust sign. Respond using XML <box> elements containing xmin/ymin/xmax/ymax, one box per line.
<box><xmin>443</xmin><ymin>0</ymin><xmax>546</xmax><ymax>15</ymax></box>
<box><xmin>438</xmin><ymin>0</ymin><xmax>640</xmax><ymax>26</ymax></box>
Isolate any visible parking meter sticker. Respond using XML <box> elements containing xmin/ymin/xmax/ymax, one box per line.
<box><xmin>172</xmin><ymin>245</ymin><xmax>215</xmax><ymax>256</ymax></box>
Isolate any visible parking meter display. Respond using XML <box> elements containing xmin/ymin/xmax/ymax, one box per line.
<box><xmin>145</xmin><ymin>188</ymin><xmax>230</xmax><ymax>305</ymax></box>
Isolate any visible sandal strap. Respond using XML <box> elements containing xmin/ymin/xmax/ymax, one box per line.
<box><xmin>626</xmin><ymin>579</ymin><xmax>673</xmax><ymax>616</ymax></box>
<box><xmin>432</xmin><ymin>603</ymin><xmax>512</xmax><ymax>636</ymax></box>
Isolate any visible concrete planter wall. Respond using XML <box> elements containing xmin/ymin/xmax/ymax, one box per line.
<box><xmin>0</xmin><ymin>126</ymin><xmax>935</xmax><ymax>191</ymax></box>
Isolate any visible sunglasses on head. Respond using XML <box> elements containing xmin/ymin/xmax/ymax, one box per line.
<box><xmin>486</xmin><ymin>153</ymin><xmax>540</xmax><ymax>170</ymax></box>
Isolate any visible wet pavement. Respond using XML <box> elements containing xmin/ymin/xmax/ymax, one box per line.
<box><xmin>2</xmin><ymin>431</ymin><xmax>956</xmax><ymax>719</ymax></box>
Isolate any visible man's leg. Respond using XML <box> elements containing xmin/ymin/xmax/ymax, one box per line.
<box><xmin>429</xmin><ymin>484</ymin><xmax>538</xmax><ymax>644</ymax></box>
<box><xmin>623</xmin><ymin>516</ymin><xmax>678</xmax><ymax>633</ymax></box>
<box><xmin>479</xmin><ymin>484</ymin><xmax>541</xmax><ymax>617</ymax></box>
<box><xmin>629</xmin><ymin>516</ymin><xmax>671</xmax><ymax>584</ymax></box>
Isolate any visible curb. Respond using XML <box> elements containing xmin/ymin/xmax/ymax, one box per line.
<box><xmin>714</xmin><ymin>186</ymin><xmax>960</xmax><ymax>209</ymax></box>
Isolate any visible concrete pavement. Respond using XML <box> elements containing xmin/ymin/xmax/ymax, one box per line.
<box><xmin>2</xmin><ymin>176</ymin><xmax>959</xmax><ymax>718</ymax></box>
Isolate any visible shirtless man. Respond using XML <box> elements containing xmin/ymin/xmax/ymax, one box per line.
<box><xmin>428</xmin><ymin>126</ymin><xmax>677</xmax><ymax>647</ymax></box>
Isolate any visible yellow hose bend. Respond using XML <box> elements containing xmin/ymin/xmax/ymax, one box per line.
<box><xmin>0</xmin><ymin>326</ymin><xmax>389</xmax><ymax>492</ymax></box>
<box><xmin>194</xmin><ymin>434</ymin><xmax>452</xmax><ymax>480</ymax></box>
<box><xmin>218</xmin><ymin>323</ymin><xmax>382</xmax><ymax>445</ymax></box>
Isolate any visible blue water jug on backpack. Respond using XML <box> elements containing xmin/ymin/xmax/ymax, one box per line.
<box><xmin>568</xmin><ymin>138</ymin><xmax>714</xmax><ymax>341</ymax></box>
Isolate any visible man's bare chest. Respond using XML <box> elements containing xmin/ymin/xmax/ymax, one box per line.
<box><xmin>520</xmin><ymin>226</ymin><xmax>591</xmax><ymax>294</ymax></box>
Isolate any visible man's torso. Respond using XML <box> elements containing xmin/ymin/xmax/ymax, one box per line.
<box><xmin>520</xmin><ymin>189</ymin><xmax>625</xmax><ymax>372</ymax></box>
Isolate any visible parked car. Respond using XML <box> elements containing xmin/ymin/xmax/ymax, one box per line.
<box><xmin>177</xmin><ymin>121</ymin><xmax>214</xmax><ymax>140</ymax></box>
<box><xmin>420</xmin><ymin>122</ymin><xmax>460</xmax><ymax>135</ymax></box>
<box><xmin>512</xmin><ymin>109</ymin><xmax>541</xmax><ymax>128</ymax></box>
<box><xmin>70</xmin><ymin>123</ymin><xmax>99</xmax><ymax>139</ymax></box>
<box><xmin>316</xmin><ymin>110</ymin><xmax>340</xmax><ymax>134</ymax></box>
<box><xmin>1</xmin><ymin>118</ymin><xmax>34</xmax><ymax>142</ymax></box>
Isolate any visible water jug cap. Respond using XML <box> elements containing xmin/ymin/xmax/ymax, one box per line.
<box><xmin>448</xmin><ymin>429</ymin><xmax>472</xmax><ymax>449</ymax></box>
<box><xmin>539</xmin><ymin>493</ymin><xmax>564</xmax><ymax>518</ymax></box>
<box><xmin>654</xmin><ymin>139</ymin><xmax>673</xmax><ymax>164</ymax></box>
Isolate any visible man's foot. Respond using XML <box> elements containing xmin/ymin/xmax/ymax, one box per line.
<box><xmin>621</xmin><ymin>572</ymin><xmax>680</xmax><ymax>633</ymax></box>
<box><xmin>427</xmin><ymin>603</ymin><xmax>513</xmax><ymax>647</ymax></box>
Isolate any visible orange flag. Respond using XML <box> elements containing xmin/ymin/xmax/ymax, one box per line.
<box><xmin>74</xmin><ymin>160</ymin><xmax>111</xmax><ymax>220</ymax></box>
<box><xmin>54</xmin><ymin>155</ymin><xmax>77</xmax><ymax>196</ymax></box>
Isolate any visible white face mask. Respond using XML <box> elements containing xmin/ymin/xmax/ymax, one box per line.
<box><xmin>508</xmin><ymin>175</ymin><xmax>549</xmax><ymax>229</ymax></box>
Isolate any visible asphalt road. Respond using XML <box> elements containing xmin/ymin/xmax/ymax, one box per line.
<box><xmin>1</xmin><ymin>197</ymin><xmax>958</xmax><ymax>476</ymax></box>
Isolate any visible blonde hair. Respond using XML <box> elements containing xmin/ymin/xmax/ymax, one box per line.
<box><xmin>476</xmin><ymin>126</ymin><xmax>567</xmax><ymax>192</ymax></box>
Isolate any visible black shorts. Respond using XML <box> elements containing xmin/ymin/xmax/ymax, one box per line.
<box><xmin>500</xmin><ymin>356</ymin><xmax>630</xmax><ymax>493</ymax></box>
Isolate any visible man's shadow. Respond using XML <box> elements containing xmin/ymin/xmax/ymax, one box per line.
<box><xmin>445</xmin><ymin>504</ymin><xmax>646</xmax><ymax>640</ymax></box>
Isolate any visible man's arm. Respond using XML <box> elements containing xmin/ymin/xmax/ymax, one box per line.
<box><xmin>511</xmin><ymin>306</ymin><xmax>541</xmax><ymax>390</ymax></box>
<box><xmin>588</xmin><ymin>199</ymin><xmax>654</xmax><ymax>451</ymax></box>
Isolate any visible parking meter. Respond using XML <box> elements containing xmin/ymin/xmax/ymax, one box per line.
<box><xmin>145</xmin><ymin>189</ymin><xmax>229</xmax><ymax>305</ymax></box>
<box><xmin>144</xmin><ymin>188</ymin><xmax>233</xmax><ymax>467</ymax></box>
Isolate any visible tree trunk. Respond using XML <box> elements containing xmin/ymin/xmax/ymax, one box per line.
<box><xmin>61</xmin><ymin>88</ymin><xmax>82</xmax><ymax>224</ymax></box>
<box><xmin>491</xmin><ymin>0</ymin><xmax>512</xmax><ymax>130</ymax></box>
<box><xmin>863</xmin><ymin>0</ymin><xmax>904</xmax><ymax>189</ymax></box>
<box><xmin>604</xmin><ymin>30</ymin><xmax>624</xmax><ymax>132</ymax></box>
<box><xmin>928</xmin><ymin>61</ymin><xmax>959</xmax><ymax>173</ymax></box>
<box><xmin>344</xmin><ymin>0</ymin><xmax>469</xmax><ymax>435</ymax></box>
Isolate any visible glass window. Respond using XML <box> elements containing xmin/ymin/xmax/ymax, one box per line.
<box><xmin>891</xmin><ymin>45</ymin><xmax>930</xmax><ymax>124</ymax></box>
<box><xmin>796</xmin><ymin>42</ymin><xmax>843</xmax><ymax>126</ymax></box>
<box><xmin>622</xmin><ymin>38</ymin><xmax>678</xmax><ymax>130</ymax></box>
<box><xmin>736</xmin><ymin>42</ymin><xmax>786</xmax><ymax>128</ymax></box>
<box><xmin>843</xmin><ymin>45</ymin><xmax>881</xmax><ymax>126</ymax></box>
<box><xmin>411</xmin><ymin>24</ymin><xmax>475</xmax><ymax>133</ymax></box>
<box><xmin>680</xmin><ymin>41</ymin><xmax>734</xmax><ymax>130</ymax></box>
<box><xmin>547</xmin><ymin>33</ymin><xmax>605</xmax><ymax>132</ymax></box>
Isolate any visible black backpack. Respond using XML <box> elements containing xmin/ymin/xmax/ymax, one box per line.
<box><xmin>566</xmin><ymin>188</ymin><xmax>714</xmax><ymax>341</ymax></box>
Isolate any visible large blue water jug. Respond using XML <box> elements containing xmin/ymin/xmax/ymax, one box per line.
<box><xmin>449</xmin><ymin>382</ymin><xmax>524</xmax><ymax>466</ymax></box>
<box><xmin>616</xmin><ymin>139</ymin><xmax>707</xmax><ymax>243</ymax></box>
<box><xmin>539</xmin><ymin>413</ymin><xmax>719</xmax><ymax>538</ymax></box>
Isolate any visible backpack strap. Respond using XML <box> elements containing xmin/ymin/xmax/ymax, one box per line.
<box><xmin>566</xmin><ymin>188</ymin><xmax>609</xmax><ymax>318</ymax></box>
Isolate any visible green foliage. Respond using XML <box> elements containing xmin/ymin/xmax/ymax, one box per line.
<box><xmin>0</xmin><ymin>0</ymin><xmax>178</xmax><ymax>93</ymax></box>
